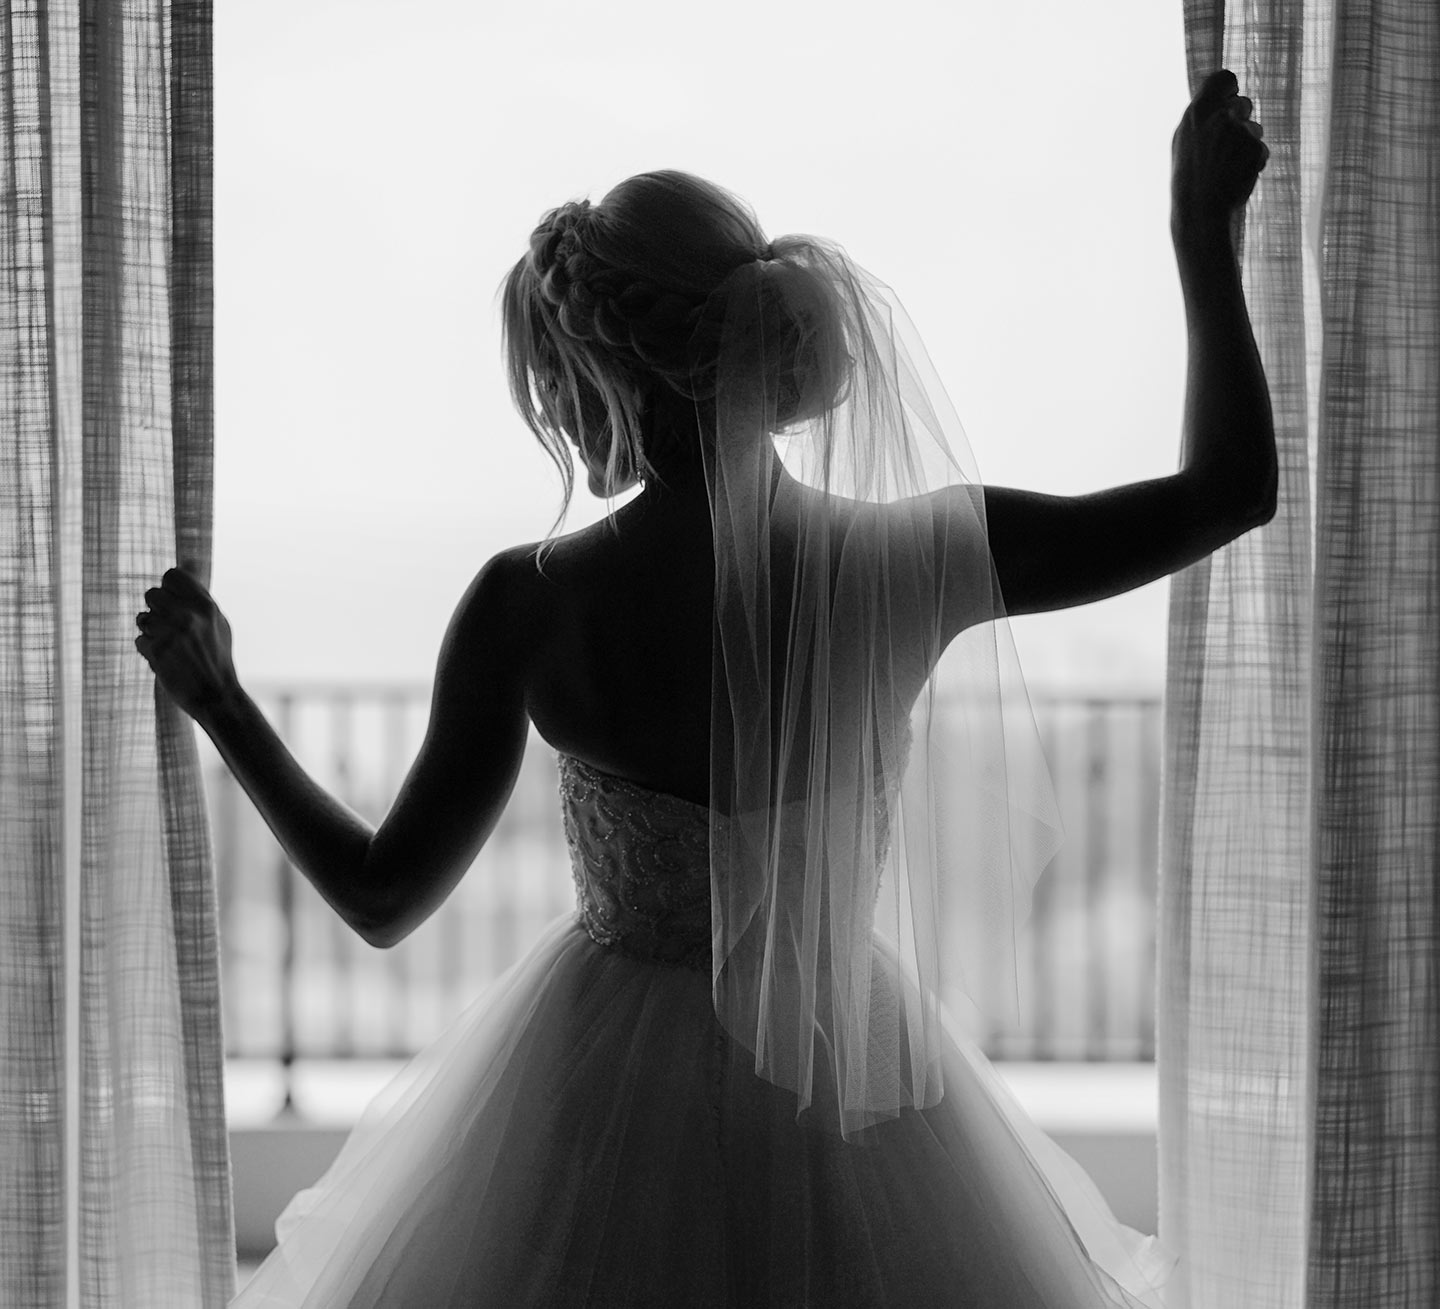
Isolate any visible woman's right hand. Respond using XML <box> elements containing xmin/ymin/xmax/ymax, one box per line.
<box><xmin>1170</xmin><ymin>69</ymin><xmax>1270</xmax><ymax>243</ymax></box>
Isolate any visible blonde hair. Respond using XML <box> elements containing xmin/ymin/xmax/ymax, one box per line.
<box><xmin>500</xmin><ymin>170</ymin><xmax>847</xmax><ymax>539</ymax></box>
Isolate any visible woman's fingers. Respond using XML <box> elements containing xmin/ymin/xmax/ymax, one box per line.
<box><xmin>1191</xmin><ymin>73</ymin><xmax>1260</xmax><ymax>139</ymax></box>
<box><xmin>134</xmin><ymin>570</ymin><xmax>237</xmax><ymax>719</ymax></box>
<box><xmin>1213</xmin><ymin>93</ymin><xmax>1267</xmax><ymax>157</ymax></box>
<box><xmin>137</xmin><ymin>573</ymin><xmax>208</xmax><ymax>665</ymax></box>
<box><xmin>1172</xmin><ymin>71</ymin><xmax>1270</xmax><ymax>230</ymax></box>
<box><xmin>1228</xmin><ymin>109</ymin><xmax>1268</xmax><ymax>167</ymax></box>
<box><xmin>160</xmin><ymin>565</ymin><xmax>209</xmax><ymax>602</ymax></box>
<box><xmin>143</xmin><ymin>571</ymin><xmax>212</xmax><ymax>620</ymax></box>
<box><xmin>1195</xmin><ymin>68</ymin><xmax>1240</xmax><ymax>114</ymax></box>
<box><xmin>1224</xmin><ymin>95</ymin><xmax>1264</xmax><ymax>143</ymax></box>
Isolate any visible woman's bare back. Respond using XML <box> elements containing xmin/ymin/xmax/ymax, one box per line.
<box><xmin>515</xmin><ymin>474</ymin><xmax>948</xmax><ymax>810</ymax></box>
<box><xmin>520</xmin><ymin>488</ymin><xmax>717</xmax><ymax>807</ymax></box>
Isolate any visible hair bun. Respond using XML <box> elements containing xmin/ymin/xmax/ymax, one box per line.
<box><xmin>700</xmin><ymin>246</ymin><xmax>850</xmax><ymax>427</ymax></box>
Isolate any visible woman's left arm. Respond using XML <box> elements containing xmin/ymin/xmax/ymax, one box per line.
<box><xmin>947</xmin><ymin>70</ymin><xmax>1275</xmax><ymax>628</ymax></box>
<box><xmin>136</xmin><ymin>556</ymin><xmax>532</xmax><ymax>948</ymax></box>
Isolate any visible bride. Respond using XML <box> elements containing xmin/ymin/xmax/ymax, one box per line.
<box><xmin>137</xmin><ymin>69</ymin><xmax>1270</xmax><ymax>1307</ymax></box>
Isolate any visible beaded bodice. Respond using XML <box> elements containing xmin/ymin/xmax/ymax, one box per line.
<box><xmin>558</xmin><ymin>735</ymin><xmax>910</xmax><ymax>976</ymax></box>
<box><xmin>558</xmin><ymin>753</ymin><xmax>713</xmax><ymax>972</ymax></box>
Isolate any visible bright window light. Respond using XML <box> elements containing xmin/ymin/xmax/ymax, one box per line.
<box><xmin>215</xmin><ymin>0</ymin><xmax>1187</xmax><ymax>691</ymax></box>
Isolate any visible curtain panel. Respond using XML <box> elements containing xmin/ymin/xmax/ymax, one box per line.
<box><xmin>0</xmin><ymin>2</ymin><xmax>232</xmax><ymax>1305</ymax></box>
<box><xmin>1162</xmin><ymin>2</ymin><xmax>1440</xmax><ymax>1305</ymax></box>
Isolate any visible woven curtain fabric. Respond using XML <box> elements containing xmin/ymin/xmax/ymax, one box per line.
<box><xmin>1162</xmin><ymin>2</ymin><xmax>1440</xmax><ymax>1306</ymax></box>
<box><xmin>1308</xmin><ymin>3</ymin><xmax>1440</xmax><ymax>1302</ymax></box>
<box><xmin>0</xmin><ymin>2</ymin><xmax>233</xmax><ymax>1306</ymax></box>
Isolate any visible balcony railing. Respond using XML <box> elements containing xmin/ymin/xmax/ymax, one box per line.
<box><xmin>205</xmin><ymin>684</ymin><xmax>1162</xmax><ymax>1106</ymax></box>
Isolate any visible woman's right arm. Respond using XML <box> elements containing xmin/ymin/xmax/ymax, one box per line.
<box><xmin>957</xmin><ymin>69</ymin><xmax>1275</xmax><ymax>625</ymax></box>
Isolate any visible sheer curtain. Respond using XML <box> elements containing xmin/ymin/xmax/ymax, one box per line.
<box><xmin>0</xmin><ymin>2</ymin><xmax>233</xmax><ymax>1305</ymax></box>
<box><xmin>1161</xmin><ymin>2</ymin><xmax>1440</xmax><ymax>1306</ymax></box>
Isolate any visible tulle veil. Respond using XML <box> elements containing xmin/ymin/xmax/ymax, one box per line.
<box><xmin>699</xmin><ymin>235</ymin><xmax>1063</xmax><ymax>1142</ymax></box>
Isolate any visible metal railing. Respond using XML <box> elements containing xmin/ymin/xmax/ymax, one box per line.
<box><xmin>206</xmin><ymin>684</ymin><xmax>1163</xmax><ymax>1100</ymax></box>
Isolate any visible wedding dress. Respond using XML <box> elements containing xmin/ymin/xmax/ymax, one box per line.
<box><xmin>231</xmin><ymin>231</ymin><xmax>1179</xmax><ymax>1306</ymax></box>
<box><xmin>231</xmin><ymin>748</ymin><xmax>1174</xmax><ymax>1307</ymax></box>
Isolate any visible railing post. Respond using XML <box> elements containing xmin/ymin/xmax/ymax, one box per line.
<box><xmin>1034</xmin><ymin>705</ymin><xmax>1060</xmax><ymax>1062</ymax></box>
<box><xmin>330</xmin><ymin>690</ymin><xmax>354</xmax><ymax>1058</ymax></box>
<box><xmin>382</xmin><ymin>689</ymin><xmax>409</xmax><ymax>1053</ymax></box>
<box><xmin>275</xmin><ymin>691</ymin><xmax>297</xmax><ymax>1118</ymax></box>
<box><xmin>1085</xmin><ymin>702</ymin><xmax>1109</xmax><ymax>1061</ymax></box>
<box><xmin>1139</xmin><ymin>698</ymin><xmax>1162</xmax><ymax>1062</ymax></box>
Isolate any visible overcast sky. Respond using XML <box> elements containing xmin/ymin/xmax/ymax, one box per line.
<box><xmin>212</xmin><ymin>0</ymin><xmax>1189</xmax><ymax>691</ymax></box>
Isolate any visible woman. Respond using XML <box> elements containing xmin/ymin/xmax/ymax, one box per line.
<box><xmin>138</xmin><ymin>69</ymin><xmax>1270</xmax><ymax>1306</ymax></box>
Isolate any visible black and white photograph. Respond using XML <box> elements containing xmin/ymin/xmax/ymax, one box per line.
<box><xmin>2</xmin><ymin>0</ymin><xmax>1436</xmax><ymax>1304</ymax></box>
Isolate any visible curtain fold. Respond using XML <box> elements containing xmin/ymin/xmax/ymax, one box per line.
<box><xmin>0</xmin><ymin>2</ymin><xmax>232</xmax><ymax>1305</ymax></box>
<box><xmin>1162</xmin><ymin>2</ymin><xmax>1440</xmax><ymax>1305</ymax></box>
<box><xmin>1308</xmin><ymin>4</ymin><xmax>1440</xmax><ymax>1301</ymax></box>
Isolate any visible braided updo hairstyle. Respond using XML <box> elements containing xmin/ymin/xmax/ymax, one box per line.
<box><xmin>501</xmin><ymin>170</ymin><xmax>849</xmax><ymax>525</ymax></box>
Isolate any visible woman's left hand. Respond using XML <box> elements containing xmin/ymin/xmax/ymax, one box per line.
<box><xmin>135</xmin><ymin>567</ymin><xmax>240</xmax><ymax>722</ymax></box>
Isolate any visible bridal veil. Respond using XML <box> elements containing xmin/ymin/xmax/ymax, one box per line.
<box><xmin>700</xmin><ymin>234</ymin><xmax>1063</xmax><ymax>1141</ymax></box>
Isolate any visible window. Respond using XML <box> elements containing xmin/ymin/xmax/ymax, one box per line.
<box><xmin>214</xmin><ymin>0</ymin><xmax>1188</xmax><ymax>1105</ymax></box>
<box><xmin>215</xmin><ymin>0</ymin><xmax>1187</xmax><ymax>693</ymax></box>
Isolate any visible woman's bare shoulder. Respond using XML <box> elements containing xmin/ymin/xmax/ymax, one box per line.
<box><xmin>479</xmin><ymin>522</ymin><xmax>606</xmax><ymax>592</ymax></box>
<box><xmin>442</xmin><ymin>542</ymin><xmax>548</xmax><ymax>659</ymax></box>
<box><xmin>474</xmin><ymin>521</ymin><xmax>638</xmax><ymax>632</ymax></box>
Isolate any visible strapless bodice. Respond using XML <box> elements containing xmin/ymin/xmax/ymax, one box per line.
<box><xmin>558</xmin><ymin>739</ymin><xmax>911</xmax><ymax>976</ymax></box>
<box><xmin>558</xmin><ymin>753</ymin><xmax>713</xmax><ymax>972</ymax></box>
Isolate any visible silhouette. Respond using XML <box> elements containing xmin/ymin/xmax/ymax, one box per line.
<box><xmin>138</xmin><ymin>68</ymin><xmax>1270</xmax><ymax>1306</ymax></box>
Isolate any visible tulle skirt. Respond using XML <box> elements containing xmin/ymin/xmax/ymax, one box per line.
<box><xmin>231</xmin><ymin>914</ymin><xmax>1176</xmax><ymax>1307</ymax></box>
